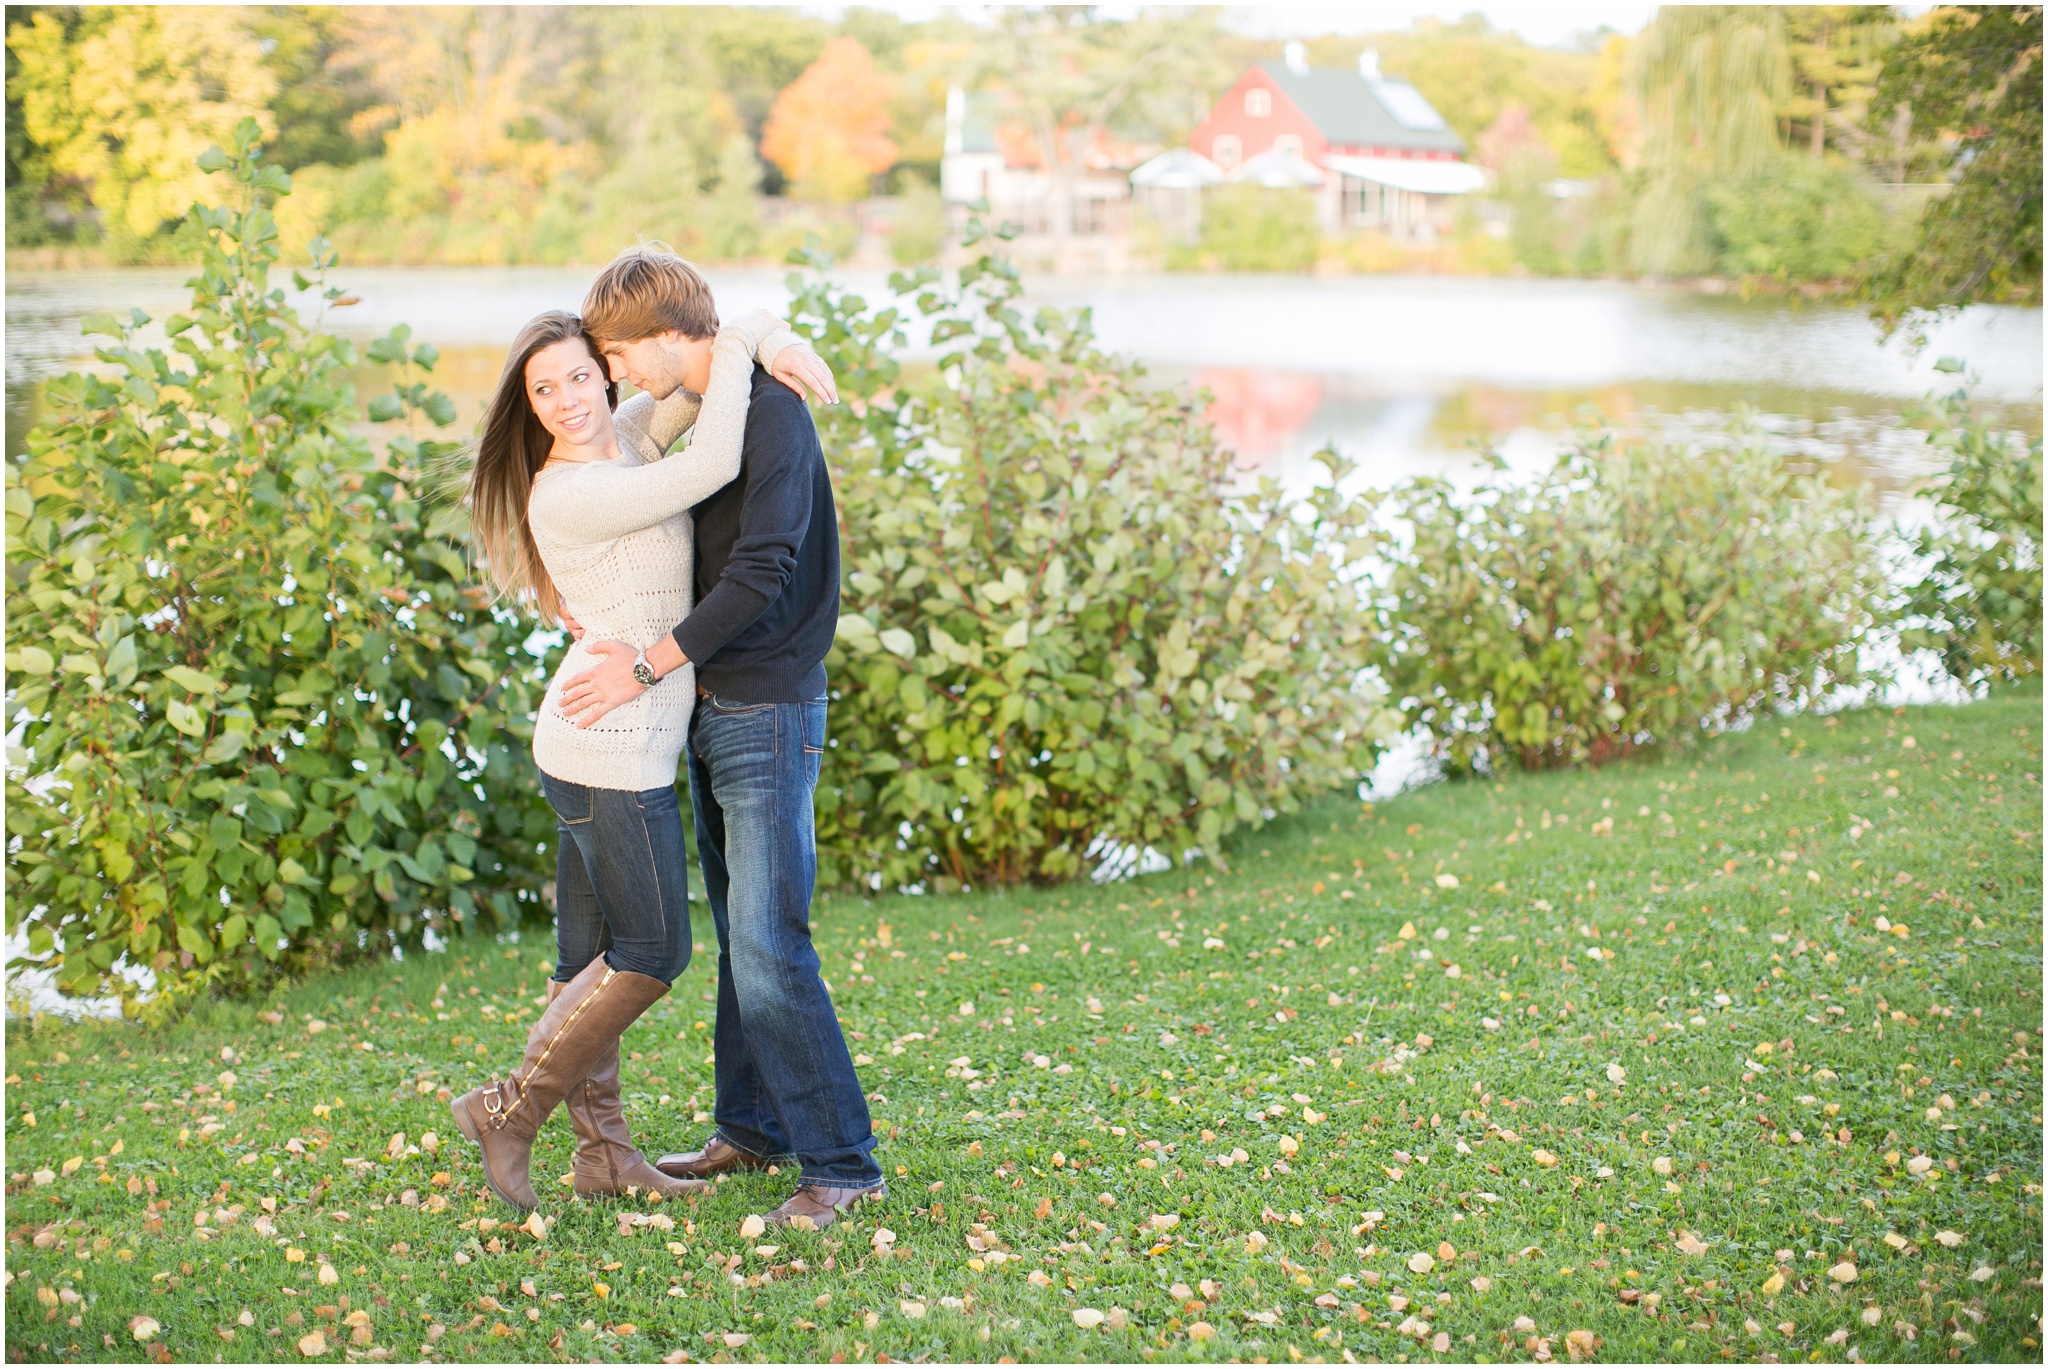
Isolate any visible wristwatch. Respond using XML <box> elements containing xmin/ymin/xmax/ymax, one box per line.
<box><xmin>632</xmin><ymin>650</ymin><xmax>658</xmax><ymax>688</ymax></box>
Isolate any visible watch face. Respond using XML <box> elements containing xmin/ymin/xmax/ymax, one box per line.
<box><xmin>634</xmin><ymin>664</ymin><xmax>656</xmax><ymax>687</ymax></box>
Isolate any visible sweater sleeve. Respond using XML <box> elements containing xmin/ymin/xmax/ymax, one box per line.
<box><xmin>614</xmin><ymin>311</ymin><xmax>802</xmax><ymax>460</ymax></box>
<box><xmin>528</xmin><ymin>324</ymin><xmax>757</xmax><ymax>547</ymax></box>
<box><xmin>671</xmin><ymin>386</ymin><xmax>815</xmax><ymax>666</ymax></box>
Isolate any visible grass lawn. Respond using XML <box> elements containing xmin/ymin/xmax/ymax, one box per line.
<box><xmin>5</xmin><ymin>689</ymin><xmax>2041</xmax><ymax>1365</ymax></box>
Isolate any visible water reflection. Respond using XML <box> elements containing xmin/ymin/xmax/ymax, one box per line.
<box><xmin>9</xmin><ymin>267</ymin><xmax>2041</xmax><ymax>501</ymax></box>
<box><xmin>1175</xmin><ymin>365</ymin><xmax>2011</xmax><ymax>510</ymax></box>
<box><xmin>1197</xmin><ymin>367</ymin><xmax>1324</xmax><ymax>465</ymax></box>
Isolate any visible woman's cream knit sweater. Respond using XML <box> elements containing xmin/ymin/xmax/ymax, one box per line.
<box><xmin>528</xmin><ymin>310</ymin><xmax>796</xmax><ymax>791</ymax></box>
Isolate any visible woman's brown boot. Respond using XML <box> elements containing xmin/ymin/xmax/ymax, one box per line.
<box><xmin>545</xmin><ymin>979</ymin><xmax>709</xmax><ymax>1199</ymax></box>
<box><xmin>450</xmin><ymin>958</ymin><xmax>667</xmax><ymax>1211</ymax></box>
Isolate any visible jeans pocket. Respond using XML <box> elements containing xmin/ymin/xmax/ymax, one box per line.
<box><xmin>541</xmin><ymin>774</ymin><xmax>595</xmax><ymax>825</ymax></box>
<box><xmin>634</xmin><ymin>783</ymin><xmax>681</xmax><ymax>814</ymax></box>
<box><xmin>706</xmin><ymin>694</ymin><xmax>774</xmax><ymax>716</ymax></box>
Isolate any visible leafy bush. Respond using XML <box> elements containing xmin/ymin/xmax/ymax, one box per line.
<box><xmin>1899</xmin><ymin>368</ymin><xmax>2043</xmax><ymax>686</ymax></box>
<box><xmin>1369</xmin><ymin>436</ymin><xmax>1890</xmax><ymax>773</ymax></box>
<box><xmin>788</xmin><ymin>231</ymin><xmax>1398</xmax><ymax>890</ymax></box>
<box><xmin>888</xmin><ymin>174</ymin><xmax>946</xmax><ymax>267</ymax></box>
<box><xmin>3</xmin><ymin>121</ymin><xmax>556</xmax><ymax>1018</ymax></box>
<box><xmin>1707</xmin><ymin>153</ymin><xmax>1888</xmax><ymax>282</ymax></box>
<box><xmin>1173</xmin><ymin>184</ymin><xmax>1319</xmax><ymax>273</ymax></box>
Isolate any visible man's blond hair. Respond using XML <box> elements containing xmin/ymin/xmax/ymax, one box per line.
<box><xmin>582</xmin><ymin>243</ymin><xmax>720</xmax><ymax>343</ymax></box>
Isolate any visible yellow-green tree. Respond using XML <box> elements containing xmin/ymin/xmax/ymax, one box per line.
<box><xmin>966</xmin><ymin>9</ymin><xmax>1228</xmax><ymax>241</ymax></box>
<box><xmin>579</xmin><ymin>7</ymin><xmax>761</xmax><ymax>260</ymax></box>
<box><xmin>319</xmin><ymin>6</ymin><xmax>593</xmax><ymax>262</ymax></box>
<box><xmin>760</xmin><ymin>36</ymin><xmax>898</xmax><ymax>203</ymax></box>
<box><xmin>8</xmin><ymin>6</ymin><xmax>275</xmax><ymax>253</ymax></box>
<box><xmin>1625</xmin><ymin>5</ymin><xmax>1791</xmax><ymax>276</ymax></box>
<box><xmin>1784</xmin><ymin>5</ymin><xmax>1895</xmax><ymax>160</ymax></box>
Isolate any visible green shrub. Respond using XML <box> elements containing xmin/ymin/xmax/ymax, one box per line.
<box><xmin>3</xmin><ymin>121</ymin><xmax>556</xmax><ymax>1019</ymax></box>
<box><xmin>788</xmin><ymin>232</ymin><xmax>1398</xmax><ymax>890</ymax></box>
<box><xmin>1899</xmin><ymin>367</ymin><xmax>2043</xmax><ymax>686</ymax></box>
<box><xmin>1370</xmin><ymin>435</ymin><xmax>1891</xmax><ymax>774</ymax></box>
<box><xmin>1173</xmin><ymin>184</ymin><xmax>1319</xmax><ymax>273</ymax></box>
<box><xmin>888</xmin><ymin>174</ymin><xmax>946</xmax><ymax>268</ymax></box>
<box><xmin>1706</xmin><ymin>154</ymin><xmax>1888</xmax><ymax>283</ymax></box>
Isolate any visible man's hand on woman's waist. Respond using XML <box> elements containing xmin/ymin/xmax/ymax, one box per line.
<box><xmin>558</xmin><ymin>635</ymin><xmax>688</xmax><ymax>728</ymax></box>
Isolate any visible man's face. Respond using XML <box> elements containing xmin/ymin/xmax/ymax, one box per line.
<box><xmin>600</xmin><ymin>331</ymin><xmax>714</xmax><ymax>402</ymax></box>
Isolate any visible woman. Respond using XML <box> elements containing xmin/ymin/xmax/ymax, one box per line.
<box><xmin>451</xmin><ymin>305</ymin><xmax>831</xmax><ymax>1211</ymax></box>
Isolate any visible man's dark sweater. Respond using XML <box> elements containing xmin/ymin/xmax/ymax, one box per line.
<box><xmin>671</xmin><ymin>364</ymin><xmax>839</xmax><ymax>702</ymax></box>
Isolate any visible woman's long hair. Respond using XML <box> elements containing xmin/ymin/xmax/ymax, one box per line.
<box><xmin>466</xmin><ymin>311</ymin><xmax>616</xmax><ymax>626</ymax></box>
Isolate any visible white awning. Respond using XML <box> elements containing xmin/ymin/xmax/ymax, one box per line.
<box><xmin>1130</xmin><ymin>148</ymin><xmax>1225</xmax><ymax>190</ymax></box>
<box><xmin>1324</xmin><ymin>154</ymin><xmax>1489</xmax><ymax>196</ymax></box>
<box><xmin>1225</xmin><ymin>146</ymin><xmax>1326</xmax><ymax>188</ymax></box>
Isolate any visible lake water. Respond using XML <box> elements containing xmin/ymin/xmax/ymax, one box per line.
<box><xmin>8</xmin><ymin>265</ymin><xmax>2042</xmax><ymax>506</ymax></box>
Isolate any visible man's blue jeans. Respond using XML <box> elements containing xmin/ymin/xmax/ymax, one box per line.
<box><xmin>687</xmin><ymin>693</ymin><xmax>880</xmax><ymax>1189</ymax></box>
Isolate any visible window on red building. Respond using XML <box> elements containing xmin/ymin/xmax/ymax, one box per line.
<box><xmin>1245</xmin><ymin>88</ymin><xmax>1271</xmax><ymax>118</ymax></box>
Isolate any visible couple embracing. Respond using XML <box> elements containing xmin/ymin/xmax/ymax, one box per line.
<box><xmin>449</xmin><ymin>245</ymin><xmax>880</xmax><ymax>1231</ymax></box>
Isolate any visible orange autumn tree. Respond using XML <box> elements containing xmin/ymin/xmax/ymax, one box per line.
<box><xmin>760</xmin><ymin>36</ymin><xmax>897</xmax><ymax>202</ymax></box>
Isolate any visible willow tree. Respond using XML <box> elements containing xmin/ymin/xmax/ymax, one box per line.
<box><xmin>1625</xmin><ymin>5</ymin><xmax>1791</xmax><ymax>277</ymax></box>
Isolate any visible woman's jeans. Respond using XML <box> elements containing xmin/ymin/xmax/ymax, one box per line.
<box><xmin>688</xmin><ymin>693</ymin><xmax>880</xmax><ymax>1189</ymax></box>
<box><xmin>539</xmin><ymin>773</ymin><xmax>692</xmax><ymax>987</ymax></box>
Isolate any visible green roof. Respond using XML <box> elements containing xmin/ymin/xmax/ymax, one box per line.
<box><xmin>1256</xmin><ymin>63</ymin><xmax>1467</xmax><ymax>156</ymax></box>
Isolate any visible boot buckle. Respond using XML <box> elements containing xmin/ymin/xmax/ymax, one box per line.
<box><xmin>482</xmin><ymin>1082</ymin><xmax>506</xmax><ymax>1123</ymax></box>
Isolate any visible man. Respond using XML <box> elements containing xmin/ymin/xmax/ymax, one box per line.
<box><xmin>557</xmin><ymin>244</ymin><xmax>883</xmax><ymax>1229</ymax></box>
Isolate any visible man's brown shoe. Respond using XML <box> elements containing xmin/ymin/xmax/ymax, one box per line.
<box><xmin>764</xmin><ymin>1182</ymin><xmax>886</xmax><ymax>1231</ymax></box>
<box><xmin>653</xmin><ymin>1135</ymin><xmax>775</xmax><ymax>1182</ymax></box>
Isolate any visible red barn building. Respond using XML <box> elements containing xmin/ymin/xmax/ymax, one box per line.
<box><xmin>1185</xmin><ymin>45</ymin><xmax>1485</xmax><ymax>240</ymax></box>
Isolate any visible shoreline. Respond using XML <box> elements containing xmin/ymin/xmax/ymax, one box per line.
<box><xmin>4</xmin><ymin>242</ymin><xmax>1874</xmax><ymax>300</ymax></box>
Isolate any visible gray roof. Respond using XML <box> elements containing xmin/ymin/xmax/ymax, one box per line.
<box><xmin>1257</xmin><ymin>63</ymin><xmax>1467</xmax><ymax>155</ymax></box>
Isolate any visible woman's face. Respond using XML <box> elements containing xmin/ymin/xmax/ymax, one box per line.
<box><xmin>524</xmin><ymin>337</ymin><xmax>614</xmax><ymax>455</ymax></box>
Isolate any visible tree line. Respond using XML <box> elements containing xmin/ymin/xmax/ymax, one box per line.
<box><xmin>5</xmin><ymin>7</ymin><xmax>2039</xmax><ymax>312</ymax></box>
